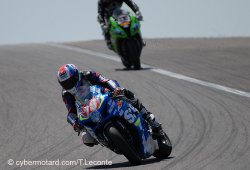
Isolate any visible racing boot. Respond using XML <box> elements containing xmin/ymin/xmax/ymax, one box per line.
<box><xmin>106</xmin><ymin>40</ymin><xmax>112</xmax><ymax>50</ymax></box>
<box><xmin>140</xmin><ymin>109</ymin><xmax>166</xmax><ymax>140</ymax></box>
<box><xmin>144</xmin><ymin>113</ymin><xmax>166</xmax><ymax>140</ymax></box>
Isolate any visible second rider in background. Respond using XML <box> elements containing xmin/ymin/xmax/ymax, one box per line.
<box><xmin>97</xmin><ymin>0</ymin><xmax>143</xmax><ymax>49</ymax></box>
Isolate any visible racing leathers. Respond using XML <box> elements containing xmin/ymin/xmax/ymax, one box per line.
<box><xmin>97</xmin><ymin>0</ymin><xmax>143</xmax><ymax>49</ymax></box>
<box><xmin>62</xmin><ymin>71</ymin><xmax>162</xmax><ymax>147</ymax></box>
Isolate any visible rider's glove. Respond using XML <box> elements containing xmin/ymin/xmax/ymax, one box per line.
<box><xmin>113</xmin><ymin>87</ymin><xmax>125</xmax><ymax>96</ymax></box>
<box><xmin>135</xmin><ymin>11</ymin><xmax>143</xmax><ymax>21</ymax></box>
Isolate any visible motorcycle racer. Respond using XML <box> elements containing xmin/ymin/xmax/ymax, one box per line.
<box><xmin>57</xmin><ymin>64</ymin><xmax>165</xmax><ymax>146</ymax></box>
<box><xmin>97</xmin><ymin>0</ymin><xmax>143</xmax><ymax>49</ymax></box>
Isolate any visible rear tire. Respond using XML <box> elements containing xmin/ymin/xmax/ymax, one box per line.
<box><xmin>108</xmin><ymin>126</ymin><xmax>141</xmax><ymax>165</ymax></box>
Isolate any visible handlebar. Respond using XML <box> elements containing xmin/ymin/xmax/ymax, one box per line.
<box><xmin>109</xmin><ymin>91</ymin><xmax>125</xmax><ymax>99</ymax></box>
<box><xmin>109</xmin><ymin>91</ymin><xmax>135</xmax><ymax>104</ymax></box>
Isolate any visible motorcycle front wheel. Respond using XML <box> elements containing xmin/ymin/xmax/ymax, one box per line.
<box><xmin>108</xmin><ymin>126</ymin><xmax>141</xmax><ymax>165</ymax></box>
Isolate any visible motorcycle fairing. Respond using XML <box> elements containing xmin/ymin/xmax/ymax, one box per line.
<box><xmin>77</xmin><ymin>85</ymin><xmax>153</xmax><ymax>158</ymax></box>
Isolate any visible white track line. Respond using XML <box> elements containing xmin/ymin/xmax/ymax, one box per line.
<box><xmin>48</xmin><ymin>43</ymin><xmax>250</xmax><ymax>98</ymax></box>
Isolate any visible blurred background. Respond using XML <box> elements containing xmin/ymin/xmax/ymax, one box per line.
<box><xmin>1</xmin><ymin>0</ymin><xmax>250</xmax><ymax>45</ymax></box>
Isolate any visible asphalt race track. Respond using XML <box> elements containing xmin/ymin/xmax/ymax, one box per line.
<box><xmin>1</xmin><ymin>38</ymin><xmax>250</xmax><ymax>170</ymax></box>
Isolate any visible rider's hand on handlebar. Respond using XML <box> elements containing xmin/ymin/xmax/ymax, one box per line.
<box><xmin>113</xmin><ymin>87</ymin><xmax>125</xmax><ymax>96</ymax></box>
<box><xmin>136</xmin><ymin>11</ymin><xmax>143</xmax><ymax>21</ymax></box>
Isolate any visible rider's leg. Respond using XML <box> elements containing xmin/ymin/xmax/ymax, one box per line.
<box><xmin>104</xmin><ymin>32</ymin><xmax>112</xmax><ymax>50</ymax></box>
<box><xmin>99</xmin><ymin>16</ymin><xmax>112</xmax><ymax>50</ymax></box>
<box><xmin>123</xmin><ymin>90</ymin><xmax>166</xmax><ymax>139</ymax></box>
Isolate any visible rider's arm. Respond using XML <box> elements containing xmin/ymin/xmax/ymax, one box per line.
<box><xmin>97</xmin><ymin>0</ymin><xmax>105</xmax><ymax>24</ymax></box>
<box><xmin>123</xmin><ymin>0</ymin><xmax>140</xmax><ymax>13</ymax></box>
<box><xmin>62</xmin><ymin>90</ymin><xmax>77</xmax><ymax>126</ymax></box>
<box><xmin>83</xmin><ymin>71</ymin><xmax>120</xmax><ymax>91</ymax></box>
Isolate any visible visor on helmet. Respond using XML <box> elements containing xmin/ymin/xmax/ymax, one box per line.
<box><xmin>59</xmin><ymin>70</ymin><xmax>79</xmax><ymax>90</ymax></box>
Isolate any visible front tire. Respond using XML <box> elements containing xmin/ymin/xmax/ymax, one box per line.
<box><xmin>118</xmin><ymin>36</ymin><xmax>142</xmax><ymax>69</ymax></box>
<box><xmin>126</xmin><ymin>39</ymin><xmax>142</xmax><ymax>69</ymax></box>
<box><xmin>121</xmin><ymin>58</ymin><xmax>132</xmax><ymax>69</ymax></box>
<box><xmin>108</xmin><ymin>126</ymin><xmax>141</xmax><ymax>165</ymax></box>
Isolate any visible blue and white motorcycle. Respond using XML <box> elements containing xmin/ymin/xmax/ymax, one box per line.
<box><xmin>76</xmin><ymin>85</ymin><xmax>172</xmax><ymax>165</ymax></box>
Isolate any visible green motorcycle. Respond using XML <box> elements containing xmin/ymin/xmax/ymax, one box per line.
<box><xmin>109</xmin><ymin>9</ymin><xmax>144</xmax><ymax>69</ymax></box>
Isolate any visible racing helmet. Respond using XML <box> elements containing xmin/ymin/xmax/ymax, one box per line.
<box><xmin>57</xmin><ymin>64</ymin><xmax>80</xmax><ymax>92</ymax></box>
